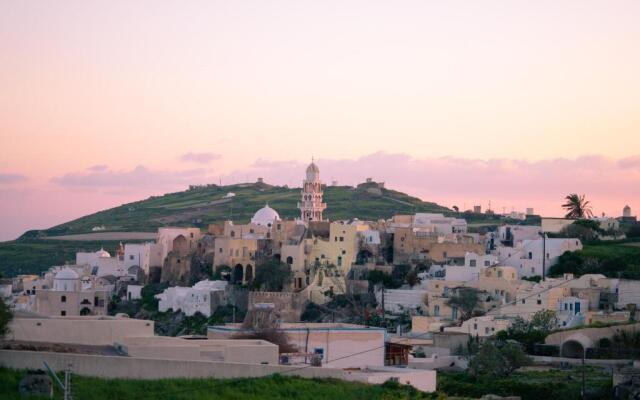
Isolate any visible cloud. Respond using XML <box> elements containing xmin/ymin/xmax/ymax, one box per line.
<box><xmin>87</xmin><ymin>164</ymin><xmax>108</xmax><ymax>171</ymax></box>
<box><xmin>52</xmin><ymin>165</ymin><xmax>213</xmax><ymax>189</ymax></box>
<box><xmin>0</xmin><ymin>173</ymin><xmax>27</xmax><ymax>184</ymax></box>
<box><xmin>233</xmin><ymin>152</ymin><xmax>640</xmax><ymax>216</ymax></box>
<box><xmin>179</xmin><ymin>152</ymin><xmax>221</xmax><ymax>164</ymax></box>
<box><xmin>619</xmin><ymin>156</ymin><xmax>640</xmax><ymax>170</ymax></box>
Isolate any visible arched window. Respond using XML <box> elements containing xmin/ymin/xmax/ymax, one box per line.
<box><xmin>61</xmin><ymin>295</ymin><xmax>67</xmax><ymax>303</ymax></box>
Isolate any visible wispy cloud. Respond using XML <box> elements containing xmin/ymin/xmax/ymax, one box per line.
<box><xmin>87</xmin><ymin>164</ymin><xmax>108</xmax><ymax>171</ymax></box>
<box><xmin>235</xmin><ymin>152</ymin><xmax>640</xmax><ymax>215</ymax></box>
<box><xmin>179</xmin><ymin>152</ymin><xmax>221</xmax><ymax>164</ymax></box>
<box><xmin>52</xmin><ymin>165</ymin><xmax>213</xmax><ymax>189</ymax></box>
<box><xmin>0</xmin><ymin>173</ymin><xmax>27</xmax><ymax>184</ymax></box>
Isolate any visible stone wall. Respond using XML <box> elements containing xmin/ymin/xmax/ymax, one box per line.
<box><xmin>248</xmin><ymin>291</ymin><xmax>306</xmax><ymax>322</ymax></box>
<box><xmin>0</xmin><ymin>350</ymin><xmax>346</xmax><ymax>380</ymax></box>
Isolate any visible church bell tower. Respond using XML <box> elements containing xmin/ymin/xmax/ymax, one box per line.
<box><xmin>298</xmin><ymin>159</ymin><xmax>327</xmax><ymax>221</ymax></box>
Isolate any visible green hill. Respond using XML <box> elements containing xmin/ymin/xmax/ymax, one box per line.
<box><xmin>0</xmin><ymin>181</ymin><xmax>449</xmax><ymax>276</ymax></box>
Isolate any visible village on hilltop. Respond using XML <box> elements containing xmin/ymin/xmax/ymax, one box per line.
<box><xmin>2</xmin><ymin>161</ymin><xmax>640</xmax><ymax>397</ymax></box>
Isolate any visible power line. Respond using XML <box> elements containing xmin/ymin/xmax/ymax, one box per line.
<box><xmin>129</xmin><ymin>277</ymin><xmax>584</xmax><ymax>399</ymax></box>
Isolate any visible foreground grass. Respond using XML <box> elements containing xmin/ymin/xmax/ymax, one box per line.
<box><xmin>0</xmin><ymin>368</ymin><xmax>442</xmax><ymax>400</ymax></box>
<box><xmin>438</xmin><ymin>368</ymin><xmax>613</xmax><ymax>400</ymax></box>
<box><xmin>1</xmin><ymin>367</ymin><xmax>614</xmax><ymax>400</ymax></box>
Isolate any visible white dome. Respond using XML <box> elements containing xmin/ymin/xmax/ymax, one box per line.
<box><xmin>251</xmin><ymin>204</ymin><xmax>281</xmax><ymax>227</ymax></box>
<box><xmin>55</xmin><ymin>268</ymin><xmax>79</xmax><ymax>280</ymax></box>
<box><xmin>96</xmin><ymin>248</ymin><xmax>111</xmax><ymax>258</ymax></box>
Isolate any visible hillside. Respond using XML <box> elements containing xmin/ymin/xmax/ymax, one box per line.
<box><xmin>0</xmin><ymin>181</ymin><xmax>449</xmax><ymax>276</ymax></box>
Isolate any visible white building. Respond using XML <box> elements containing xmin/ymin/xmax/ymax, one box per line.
<box><xmin>377</xmin><ymin>289</ymin><xmax>428</xmax><ymax>314</ymax></box>
<box><xmin>445</xmin><ymin>315</ymin><xmax>512</xmax><ymax>337</ymax></box>
<box><xmin>156</xmin><ymin>280</ymin><xmax>228</xmax><ymax>317</ymax></box>
<box><xmin>497</xmin><ymin>225</ymin><xmax>542</xmax><ymax>247</ymax></box>
<box><xmin>557</xmin><ymin>296</ymin><xmax>589</xmax><ymax>328</ymax></box>
<box><xmin>209</xmin><ymin>323</ymin><xmax>386</xmax><ymax>369</ymax></box>
<box><xmin>494</xmin><ymin>237</ymin><xmax>582</xmax><ymax>278</ymax></box>
<box><xmin>439</xmin><ymin>252</ymin><xmax>498</xmax><ymax>282</ymax></box>
<box><xmin>126</xmin><ymin>284</ymin><xmax>143</xmax><ymax>301</ymax></box>
<box><xmin>413</xmin><ymin>213</ymin><xmax>467</xmax><ymax>234</ymax></box>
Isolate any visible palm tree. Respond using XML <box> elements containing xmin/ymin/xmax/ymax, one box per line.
<box><xmin>562</xmin><ymin>193</ymin><xmax>593</xmax><ymax>219</ymax></box>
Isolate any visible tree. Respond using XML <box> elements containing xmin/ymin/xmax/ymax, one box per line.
<box><xmin>252</xmin><ymin>260</ymin><xmax>292</xmax><ymax>291</ymax></box>
<box><xmin>446</xmin><ymin>287</ymin><xmax>480</xmax><ymax>320</ymax></box>
<box><xmin>495</xmin><ymin>310</ymin><xmax>557</xmax><ymax>353</ymax></box>
<box><xmin>469</xmin><ymin>341</ymin><xmax>531</xmax><ymax>377</ymax></box>
<box><xmin>0</xmin><ymin>297</ymin><xmax>13</xmax><ymax>338</ymax></box>
<box><xmin>562</xmin><ymin>193</ymin><xmax>593</xmax><ymax>219</ymax></box>
<box><xmin>530</xmin><ymin>309</ymin><xmax>558</xmax><ymax>332</ymax></box>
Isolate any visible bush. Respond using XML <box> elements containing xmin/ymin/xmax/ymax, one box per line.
<box><xmin>469</xmin><ymin>341</ymin><xmax>532</xmax><ymax>377</ymax></box>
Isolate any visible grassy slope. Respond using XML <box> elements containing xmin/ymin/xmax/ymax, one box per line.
<box><xmin>40</xmin><ymin>183</ymin><xmax>448</xmax><ymax>235</ymax></box>
<box><xmin>0</xmin><ymin>369</ymin><xmax>437</xmax><ymax>400</ymax></box>
<box><xmin>0</xmin><ymin>182</ymin><xmax>449</xmax><ymax>277</ymax></box>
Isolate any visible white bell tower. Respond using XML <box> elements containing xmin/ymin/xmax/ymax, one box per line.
<box><xmin>298</xmin><ymin>158</ymin><xmax>327</xmax><ymax>221</ymax></box>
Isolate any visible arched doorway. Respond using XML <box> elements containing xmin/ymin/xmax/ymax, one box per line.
<box><xmin>233</xmin><ymin>264</ymin><xmax>244</xmax><ymax>284</ymax></box>
<box><xmin>245</xmin><ymin>265</ymin><xmax>253</xmax><ymax>282</ymax></box>
<box><xmin>562</xmin><ymin>340</ymin><xmax>585</xmax><ymax>358</ymax></box>
<box><xmin>286</xmin><ymin>256</ymin><xmax>293</xmax><ymax>265</ymax></box>
<box><xmin>80</xmin><ymin>307</ymin><xmax>91</xmax><ymax>316</ymax></box>
<box><xmin>172</xmin><ymin>235</ymin><xmax>188</xmax><ymax>255</ymax></box>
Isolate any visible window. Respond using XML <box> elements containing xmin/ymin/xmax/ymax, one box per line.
<box><xmin>190</xmin><ymin>232</ymin><xmax>194</xmax><ymax>238</ymax></box>
<box><xmin>314</xmin><ymin>348</ymin><xmax>324</xmax><ymax>359</ymax></box>
<box><xmin>442</xmin><ymin>251</ymin><xmax>448</xmax><ymax>259</ymax></box>
<box><xmin>337</xmin><ymin>256</ymin><xmax>342</xmax><ymax>267</ymax></box>
<box><xmin>473</xmin><ymin>323</ymin><xmax>478</xmax><ymax>330</ymax></box>
<box><xmin>522</xmin><ymin>299</ymin><xmax>526</xmax><ymax>304</ymax></box>
<box><xmin>469</xmin><ymin>260</ymin><xmax>477</xmax><ymax>267</ymax></box>
<box><xmin>60</xmin><ymin>311</ymin><xmax>66</xmax><ymax>316</ymax></box>
<box><xmin>434</xmin><ymin>305</ymin><xmax>440</xmax><ymax>317</ymax></box>
<box><xmin>339</xmin><ymin>237</ymin><xmax>344</xmax><ymax>242</ymax></box>
<box><xmin>537</xmin><ymin>299</ymin><xmax>542</xmax><ymax>305</ymax></box>
<box><xmin>219</xmin><ymin>248</ymin><xmax>223</xmax><ymax>253</ymax></box>
<box><xmin>528</xmin><ymin>252</ymin><xmax>533</xmax><ymax>259</ymax></box>
<box><xmin>484</xmin><ymin>260</ymin><xmax>490</xmax><ymax>267</ymax></box>
<box><xmin>129</xmin><ymin>255</ymin><xmax>134</xmax><ymax>260</ymax></box>
<box><xmin>61</xmin><ymin>295</ymin><xmax>66</xmax><ymax>303</ymax></box>
<box><xmin>485</xmin><ymin>327</ymin><xmax>490</xmax><ymax>335</ymax></box>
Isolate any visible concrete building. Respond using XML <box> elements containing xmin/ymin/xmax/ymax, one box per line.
<box><xmin>209</xmin><ymin>323</ymin><xmax>386</xmax><ymax>369</ymax></box>
<box><xmin>35</xmin><ymin>268</ymin><xmax>109</xmax><ymax>317</ymax></box>
<box><xmin>445</xmin><ymin>315</ymin><xmax>512</xmax><ymax>337</ymax></box>
<box><xmin>8</xmin><ymin>314</ymin><xmax>155</xmax><ymax>345</ymax></box>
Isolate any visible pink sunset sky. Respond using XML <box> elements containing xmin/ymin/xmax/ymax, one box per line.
<box><xmin>1</xmin><ymin>1</ymin><xmax>639</xmax><ymax>241</ymax></box>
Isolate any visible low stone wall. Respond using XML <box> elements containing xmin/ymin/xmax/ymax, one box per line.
<box><xmin>0</xmin><ymin>350</ymin><xmax>346</xmax><ymax>380</ymax></box>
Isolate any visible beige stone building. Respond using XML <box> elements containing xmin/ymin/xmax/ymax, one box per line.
<box><xmin>34</xmin><ymin>268</ymin><xmax>108</xmax><ymax>317</ymax></box>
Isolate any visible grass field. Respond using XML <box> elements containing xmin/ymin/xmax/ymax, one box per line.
<box><xmin>0</xmin><ymin>367</ymin><xmax>613</xmax><ymax>400</ymax></box>
<box><xmin>0</xmin><ymin>368</ymin><xmax>440</xmax><ymax>400</ymax></box>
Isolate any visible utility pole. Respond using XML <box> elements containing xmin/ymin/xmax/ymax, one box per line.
<box><xmin>539</xmin><ymin>231</ymin><xmax>547</xmax><ymax>281</ymax></box>
<box><xmin>581</xmin><ymin>349</ymin><xmax>586</xmax><ymax>400</ymax></box>
<box><xmin>44</xmin><ymin>362</ymin><xmax>72</xmax><ymax>400</ymax></box>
